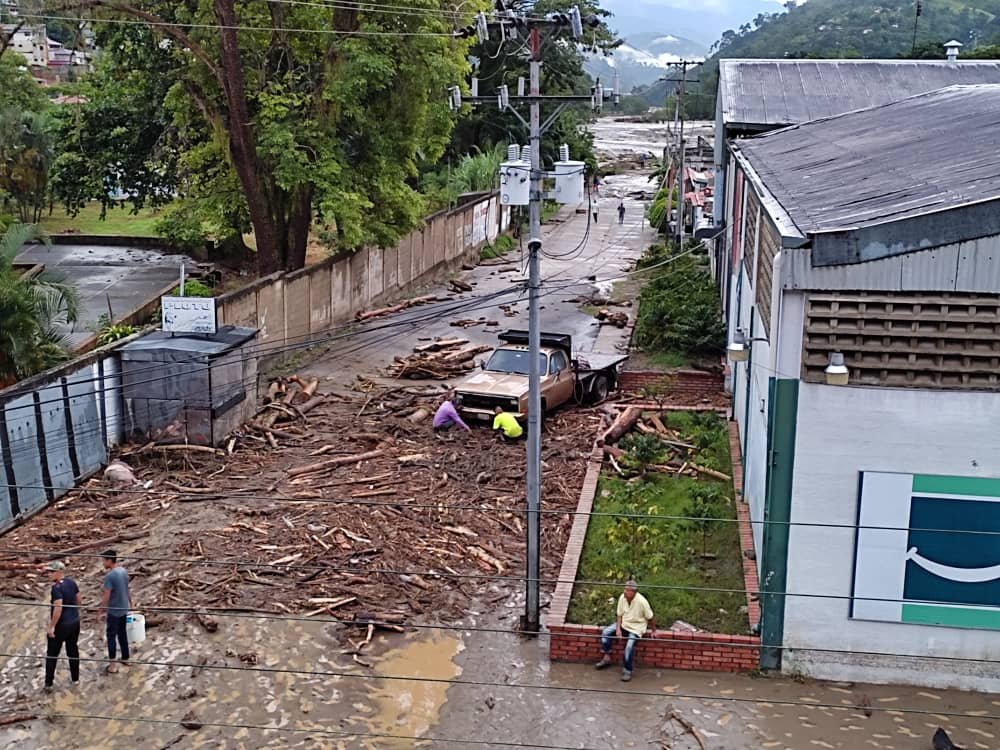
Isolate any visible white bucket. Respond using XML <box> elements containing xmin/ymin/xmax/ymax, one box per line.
<box><xmin>126</xmin><ymin>612</ymin><xmax>146</xmax><ymax>644</ymax></box>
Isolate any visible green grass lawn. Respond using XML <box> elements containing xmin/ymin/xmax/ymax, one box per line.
<box><xmin>38</xmin><ymin>202</ymin><xmax>169</xmax><ymax>237</ymax></box>
<box><xmin>565</xmin><ymin>411</ymin><xmax>749</xmax><ymax>634</ymax></box>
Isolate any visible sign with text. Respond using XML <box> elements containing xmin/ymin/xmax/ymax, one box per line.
<box><xmin>161</xmin><ymin>296</ymin><xmax>218</xmax><ymax>334</ymax></box>
<box><xmin>851</xmin><ymin>472</ymin><xmax>1000</xmax><ymax>631</ymax></box>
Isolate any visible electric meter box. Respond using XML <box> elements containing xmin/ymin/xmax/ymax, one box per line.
<box><xmin>499</xmin><ymin>160</ymin><xmax>530</xmax><ymax>206</ymax></box>
<box><xmin>553</xmin><ymin>160</ymin><xmax>585</xmax><ymax>205</ymax></box>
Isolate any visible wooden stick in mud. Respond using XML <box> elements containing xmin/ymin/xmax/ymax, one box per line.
<box><xmin>601</xmin><ymin>406</ymin><xmax>642</xmax><ymax>445</ymax></box>
<box><xmin>286</xmin><ymin>449</ymin><xmax>387</xmax><ymax>478</ymax></box>
<box><xmin>690</xmin><ymin>464</ymin><xmax>731</xmax><ymax>482</ymax></box>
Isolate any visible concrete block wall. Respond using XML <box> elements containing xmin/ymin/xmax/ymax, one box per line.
<box><xmin>215</xmin><ymin>194</ymin><xmax>506</xmax><ymax>371</ymax></box>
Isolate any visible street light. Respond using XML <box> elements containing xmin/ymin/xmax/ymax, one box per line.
<box><xmin>726</xmin><ymin>329</ymin><xmax>768</xmax><ymax>363</ymax></box>
<box><xmin>825</xmin><ymin>351</ymin><xmax>849</xmax><ymax>386</ymax></box>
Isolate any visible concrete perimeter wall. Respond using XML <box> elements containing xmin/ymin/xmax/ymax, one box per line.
<box><xmin>215</xmin><ymin>194</ymin><xmax>509</xmax><ymax>370</ymax></box>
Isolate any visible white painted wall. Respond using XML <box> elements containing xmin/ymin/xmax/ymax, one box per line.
<box><xmin>784</xmin><ymin>382</ymin><xmax>1000</xmax><ymax>691</ymax></box>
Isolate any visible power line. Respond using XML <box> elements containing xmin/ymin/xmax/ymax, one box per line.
<box><xmin>6</xmin><ymin>597</ymin><xmax>1000</xmax><ymax>667</ymax></box>
<box><xmin>17</xmin><ymin>710</ymin><xmax>601</xmax><ymax>749</ymax></box>
<box><xmin>6</xmin><ymin>652</ymin><xmax>1000</xmax><ymax>723</ymax></box>
<box><xmin>3</xmin><ymin>541</ymin><xmax>998</xmax><ymax>609</ymax></box>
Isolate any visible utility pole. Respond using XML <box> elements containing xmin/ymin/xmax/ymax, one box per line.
<box><xmin>451</xmin><ymin>5</ymin><xmax>606</xmax><ymax>633</ymax></box>
<box><xmin>675</xmin><ymin>60</ymin><xmax>687</xmax><ymax>250</ymax></box>
<box><xmin>525</xmin><ymin>25</ymin><xmax>543</xmax><ymax>635</ymax></box>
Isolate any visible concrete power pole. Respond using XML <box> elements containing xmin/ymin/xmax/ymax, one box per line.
<box><xmin>675</xmin><ymin>60</ymin><xmax>688</xmax><ymax>250</ymax></box>
<box><xmin>452</xmin><ymin>5</ymin><xmax>606</xmax><ymax>633</ymax></box>
<box><xmin>525</xmin><ymin>26</ymin><xmax>543</xmax><ymax>634</ymax></box>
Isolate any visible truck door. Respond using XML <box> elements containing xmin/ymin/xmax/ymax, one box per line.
<box><xmin>547</xmin><ymin>350</ymin><xmax>575</xmax><ymax>408</ymax></box>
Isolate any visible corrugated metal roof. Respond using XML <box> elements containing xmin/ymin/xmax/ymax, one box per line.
<box><xmin>733</xmin><ymin>85</ymin><xmax>1000</xmax><ymax>237</ymax></box>
<box><xmin>720</xmin><ymin>59</ymin><xmax>1000</xmax><ymax>127</ymax></box>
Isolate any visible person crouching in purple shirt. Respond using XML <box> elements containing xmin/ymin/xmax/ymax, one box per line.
<box><xmin>433</xmin><ymin>391</ymin><xmax>471</xmax><ymax>432</ymax></box>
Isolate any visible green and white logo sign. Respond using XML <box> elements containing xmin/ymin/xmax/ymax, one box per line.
<box><xmin>851</xmin><ymin>472</ymin><xmax>1000</xmax><ymax>631</ymax></box>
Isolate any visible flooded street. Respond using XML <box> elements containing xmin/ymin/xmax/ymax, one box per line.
<box><xmin>2</xmin><ymin>119</ymin><xmax>998</xmax><ymax>750</ymax></box>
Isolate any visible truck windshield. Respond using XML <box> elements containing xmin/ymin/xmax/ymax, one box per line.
<box><xmin>485</xmin><ymin>349</ymin><xmax>548</xmax><ymax>375</ymax></box>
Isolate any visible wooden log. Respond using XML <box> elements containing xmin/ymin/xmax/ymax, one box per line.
<box><xmin>601</xmin><ymin>406</ymin><xmax>642</xmax><ymax>445</ymax></box>
<box><xmin>407</xmin><ymin>407</ymin><xmax>430</xmax><ymax>424</ymax></box>
<box><xmin>47</xmin><ymin>531</ymin><xmax>148</xmax><ymax>559</ymax></box>
<box><xmin>691</xmin><ymin>463</ymin><xmax>731</xmax><ymax>482</ymax></box>
<box><xmin>297</xmin><ymin>395</ymin><xmax>326</xmax><ymax>415</ymax></box>
<box><xmin>139</xmin><ymin>444</ymin><xmax>225</xmax><ymax>456</ymax></box>
<box><xmin>413</xmin><ymin>338</ymin><xmax>468</xmax><ymax>353</ymax></box>
<box><xmin>287</xmin><ymin>449</ymin><xmax>387</xmax><ymax>478</ymax></box>
<box><xmin>438</xmin><ymin>344</ymin><xmax>492</xmax><ymax>365</ymax></box>
<box><xmin>264</xmin><ymin>381</ymin><xmax>284</xmax><ymax>404</ymax></box>
<box><xmin>0</xmin><ymin>714</ymin><xmax>36</xmax><ymax>727</ymax></box>
<box><xmin>649</xmin><ymin>414</ymin><xmax>670</xmax><ymax>434</ymax></box>
<box><xmin>449</xmin><ymin>278</ymin><xmax>473</xmax><ymax>292</ymax></box>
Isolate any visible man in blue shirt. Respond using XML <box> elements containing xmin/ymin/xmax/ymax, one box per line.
<box><xmin>99</xmin><ymin>550</ymin><xmax>133</xmax><ymax>674</ymax></box>
<box><xmin>44</xmin><ymin>561</ymin><xmax>80</xmax><ymax>690</ymax></box>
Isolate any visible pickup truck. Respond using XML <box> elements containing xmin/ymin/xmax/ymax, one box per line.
<box><xmin>453</xmin><ymin>330</ymin><xmax>627</xmax><ymax>422</ymax></box>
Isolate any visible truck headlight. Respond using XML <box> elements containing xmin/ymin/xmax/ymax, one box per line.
<box><xmin>510</xmin><ymin>399</ymin><xmax>519</xmax><ymax>410</ymax></box>
<box><xmin>454</xmin><ymin>393</ymin><xmax>464</xmax><ymax>406</ymax></box>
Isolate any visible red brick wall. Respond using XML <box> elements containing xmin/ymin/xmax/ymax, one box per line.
<box><xmin>619</xmin><ymin>369</ymin><xmax>724</xmax><ymax>403</ymax></box>
<box><xmin>549</xmin><ymin>625</ymin><xmax>759</xmax><ymax>672</ymax></box>
<box><xmin>546</xmin><ymin>411</ymin><xmax>762</xmax><ymax>674</ymax></box>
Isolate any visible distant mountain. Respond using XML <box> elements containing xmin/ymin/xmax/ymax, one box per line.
<box><xmin>585</xmin><ymin>31</ymin><xmax>708</xmax><ymax>91</ymax></box>
<box><xmin>710</xmin><ymin>0</ymin><xmax>1000</xmax><ymax>60</ymax></box>
<box><xmin>600</xmin><ymin>0</ymin><xmax>793</xmax><ymax>48</ymax></box>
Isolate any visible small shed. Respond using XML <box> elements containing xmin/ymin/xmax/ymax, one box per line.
<box><xmin>119</xmin><ymin>326</ymin><xmax>258</xmax><ymax>446</ymax></box>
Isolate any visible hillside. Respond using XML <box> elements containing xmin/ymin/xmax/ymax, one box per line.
<box><xmin>712</xmin><ymin>0</ymin><xmax>1000</xmax><ymax>60</ymax></box>
<box><xmin>585</xmin><ymin>31</ymin><xmax>708</xmax><ymax>91</ymax></box>
<box><xmin>667</xmin><ymin>0</ymin><xmax>1000</xmax><ymax>119</ymax></box>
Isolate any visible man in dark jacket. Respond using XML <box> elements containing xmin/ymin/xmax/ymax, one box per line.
<box><xmin>44</xmin><ymin>561</ymin><xmax>80</xmax><ymax>690</ymax></box>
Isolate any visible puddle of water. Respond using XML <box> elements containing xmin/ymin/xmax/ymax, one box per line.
<box><xmin>365</xmin><ymin>632</ymin><xmax>464</xmax><ymax>748</ymax></box>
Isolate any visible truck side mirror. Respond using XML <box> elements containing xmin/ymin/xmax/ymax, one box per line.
<box><xmin>479</xmin><ymin>360</ymin><xmax>486</xmax><ymax>370</ymax></box>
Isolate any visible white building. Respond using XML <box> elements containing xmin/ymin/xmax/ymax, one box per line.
<box><xmin>725</xmin><ymin>84</ymin><xmax>1000</xmax><ymax>691</ymax></box>
<box><xmin>2</xmin><ymin>24</ymin><xmax>49</xmax><ymax>66</ymax></box>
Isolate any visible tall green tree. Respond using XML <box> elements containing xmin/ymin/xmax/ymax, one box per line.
<box><xmin>0</xmin><ymin>109</ymin><xmax>54</xmax><ymax>223</ymax></box>
<box><xmin>0</xmin><ymin>224</ymin><xmax>79</xmax><ymax>384</ymax></box>
<box><xmin>52</xmin><ymin>0</ymin><xmax>483</xmax><ymax>273</ymax></box>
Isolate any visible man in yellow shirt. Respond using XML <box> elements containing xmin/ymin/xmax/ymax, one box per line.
<box><xmin>595</xmin><ymin>580</ymin><xmax>655</xmax><ymax>681</ymax></box>
<box><xmin>492</xmin><ymin>406</ymin><xmax>524</xmax><ymax>441</ymax></box>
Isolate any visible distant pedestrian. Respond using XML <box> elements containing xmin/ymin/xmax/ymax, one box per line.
<box><xmin>592</xmin><ymin>202</ymin><xmax>600</xmax><ymax>224</ymax></box>
<box><xmin>433</xmin><ymin>390</ymin><xmax>471</xmax><ymax>432</ymax></box>
<box><xmin>618</xmin><ymin>202</ymin><xmax>626</xmax><ymax>224</ymax></box>
<box><xmin>99</xmin><ymin>550</ymin><xmax>133</xmax><ymax>673</ymax></box>
<box><xmin>44</xmin><ymin>561</ymin><xmax>80</xmax><ymax>690</ymax></box>
<box><xmin>592</xmin><ymin>174</ymin><xmax>601</xmax><ymax>196</ymax></box>
<box><xmin>595</xmin><ymin>580</ymin><xmax>656</xmax><ymax>682</ymax></box>
<box><xmin>639</xmin><ymin>153</ymin><xmax>647</xmax><ymax>168</ymax></box>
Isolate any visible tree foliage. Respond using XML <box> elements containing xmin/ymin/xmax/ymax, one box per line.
<box><xmin>0</xmin><ymin>224</ymin><xmax>79</xmax><ymax>384</ymax></box>
<box><xmin>51</xmin><ymin>0</ymin><xmax>484</xmax><ymax>273</ymax></box>
<box><xmin>0</xmin><ymin>109</ymin><xmax>53</xmax><ymax>223</ymax></box>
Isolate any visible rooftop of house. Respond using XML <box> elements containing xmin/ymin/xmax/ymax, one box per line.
<box><xmin>718</xmin><ymin>59</ymin><xmax>1000</xmax><ymax>129</ymax></box>
<box><xmin>732</xmin><ymin>84</ymin><xmax>1000</xmax><ymax>265</ymax></box>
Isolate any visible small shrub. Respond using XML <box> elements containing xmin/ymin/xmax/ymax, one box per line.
<box><xmin>154</xmin><ymin>207</ymin><xmax>206</xmax><ymax>252</ymax></box>
<box><xmin>620</xmin><ymin>433</ymin><xmax>666</xmax><ymax>476</ymax></box>
<box><xmin>170</xmin><ymin>279</ymin><xmax>214</xmax><ymax>298</ymax></box>
<box><xmin>480</xmin><ymin>234</ymin><xmax>516</xmax><ymax>260</ymax></box>
<box><xmin>97</xmin><ymin>323</ymin><xmax>138</xmax><ymax>346</ymax></box>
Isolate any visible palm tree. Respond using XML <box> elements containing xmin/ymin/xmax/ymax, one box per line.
<box><xmin>0</xmin><ymin>223</ymin><xmax>79</xmax><ymax>384</ymax></box>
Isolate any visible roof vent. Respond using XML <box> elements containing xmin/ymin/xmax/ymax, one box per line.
<box><xmin>944</xmin><ymin>39</ymin><xmax>963</xmax><ymax>62</ymax></box>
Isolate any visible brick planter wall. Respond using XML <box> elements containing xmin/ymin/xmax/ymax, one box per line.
<box><xmin>547</xmin><ymin>418</ymin><xmax>761</xmax><ymax>673</ymax></box>
<box><xmin>619</xmin><ymin>369</ymin><xmax>724</xmax><ymax>403</ymax></box>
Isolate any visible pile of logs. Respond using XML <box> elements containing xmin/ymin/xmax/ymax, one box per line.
<box><xmin>595</xmin><ymin>308</ymin><xmax>629</xmax><ymax>328</ymax></box>
<box><xmin>251</xmin><ymin>375</ymin><xmax>328</xmax><ymax>447</ymax></box>
<box><xmin>386</xmin><ymin>338</ymin><xmax>491</xmax><ymax>379</ymax></box>
<box><xmin>598</xmin><ymin>405</ymin><xmax>731</xmax><ymax>482</ymax></box>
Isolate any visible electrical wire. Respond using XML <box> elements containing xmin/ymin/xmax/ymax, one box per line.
<box><xmin>1</xmin><ymin>541</ymin><xmax>996</xmax><ymax>609</ymax></box>
<box><xmin>6</xmin><ymin>598</ymin><xmax>1000</xmax><ymax>667</ymax></box>
<box><xmin>4</xmin><ymin>652</ymin><xmax>998</xmax><ymax>723</ymax></box>
<box><xmin>2</xmin><ymin>480</ymin><xmax>997</xmax><ymax>539</ymax></box>
<box><xmin>16</xmin><ymin>13</ymin><xmax>463</xmax><ymax>36</ymax></box>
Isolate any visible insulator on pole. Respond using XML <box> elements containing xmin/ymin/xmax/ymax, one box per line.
<box><xmin>559</xmin><ymin>143</ymin><xmax>570</xmax><ymax>162</ymax></box>
<box><xmin>507</xmin><ymin>144</ymin><xmax>520</xmax><ymax>161</ymax></box>
<box><xmin>471</xmin><ymin>77</ymin><xmax>479</xmax><ymax>98</ymax></box>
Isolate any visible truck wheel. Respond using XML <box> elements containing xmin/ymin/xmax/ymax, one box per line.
<box><xmin>589</xmin><ymin>374</ymin><xmax>609</xmax><ymax>404</ymax></box>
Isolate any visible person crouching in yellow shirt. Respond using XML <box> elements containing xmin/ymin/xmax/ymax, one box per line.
<box><xmin>492</xmin><ymin>406</ymin><xmax>524</xmax><ymax>442</ymax></box>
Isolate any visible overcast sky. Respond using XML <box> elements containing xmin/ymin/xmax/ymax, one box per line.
<box><xmin>600</xmin><ymin>0</ymin><xmax>802</xmax><ymax>45</ymax></box>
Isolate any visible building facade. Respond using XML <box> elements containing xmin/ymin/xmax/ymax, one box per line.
<box><xmin>726</xmin><ymin>84</ymin><xmax>1000</xmax><ymax>691</ymax></box>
